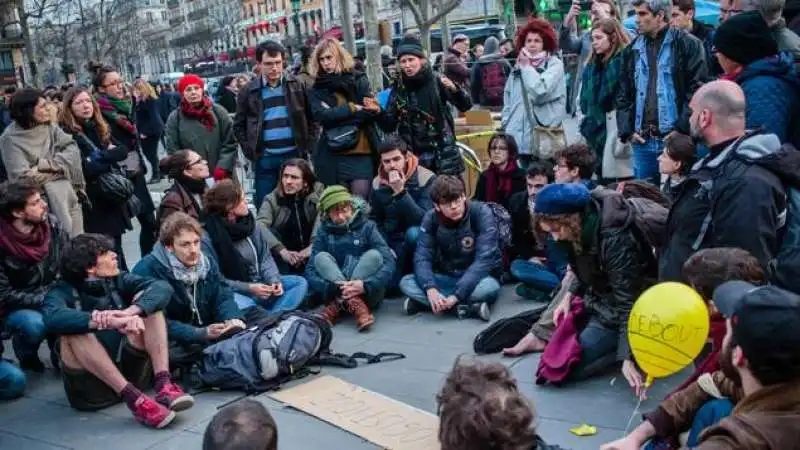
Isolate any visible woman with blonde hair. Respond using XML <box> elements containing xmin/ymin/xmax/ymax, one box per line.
<box><xmin>133</xmin><ymin>79</ymin><xmax>165</xmax><ymax>183</ymax></box>
<box><xmin>309</xmin><ymin>38</ymin><xmax>381</xmax><ymax>198</ymax></box>
<box><xmin>579</xmin><ymin>17</ymin><xmax>632</xmax><ymax>184</ymax></box>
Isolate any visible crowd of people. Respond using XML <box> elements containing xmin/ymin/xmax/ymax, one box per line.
<box><xmin>1</xmin><ymin>0</ymin><xmax>800</xmax><ymax>447</ymax></box>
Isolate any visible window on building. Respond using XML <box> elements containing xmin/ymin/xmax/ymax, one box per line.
<box><xmin>356</xmin><ymin>0</ymin><xmax>361</xmax><ymax>15</ymax></box>
<box><xmin>393</xmin><ymin>21</ymin><xmax>400</xmax><ymax>36</ymax></box>
<box><xmin>162</xmin><ymin>11</ymin><xmax>167</xmax><ymax>20</ymax></box>
<box><xmin>147</xmin><ymin>11</ymin><xmax>154</xmax><ymax>22</ymax></box>
<box><xmin>328</xmin><ymin>0</ymin><xmax>333</xmax><ymax>21</ymax></box>
<box><xmin>0</xmin><ymin>51</ymin><xmax>13</xmax><ymax>72</ymax></box>
<box><xmin>250</xmin><ymin>4</ymin><xmax>255</xmax><ymax>17</ymax></box>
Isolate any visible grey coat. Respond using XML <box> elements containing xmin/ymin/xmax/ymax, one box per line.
<box><xmin>164</xmin><ymin>103</ymin><xmax>238</xmax><ymax>172</ymax></box>
<box><xmin>202</xmin><ymin>226</ymin><xmax>282</xmax><ymax>296</ymax></box>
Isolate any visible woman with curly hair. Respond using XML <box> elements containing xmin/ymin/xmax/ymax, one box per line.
<box><xmin>501</xmin><ymin>18</ymin><xmax>567</xmax><ymax>167</ymax></box>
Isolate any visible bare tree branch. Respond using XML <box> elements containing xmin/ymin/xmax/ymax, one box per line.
<box><xmin>401</xmin><ymin>0</ymin><xmax>424</xmax><ymax>28</ymax></box>
<box><xmin>426</xmin><ymin>0</ymin><xmax>460</xmax><ymax>26</ymax></box>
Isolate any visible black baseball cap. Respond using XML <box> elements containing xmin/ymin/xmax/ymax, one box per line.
<box><xmin>712</xmin><ymin>281</ymin><xmax>800</xmax><ymax>372</ymax></box>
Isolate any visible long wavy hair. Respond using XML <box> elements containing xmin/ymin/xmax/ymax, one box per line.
<box><xmin>587</xmin><ymin>18</ymin><xmax>630</xmax><ymax>63</ymax></box>
<box><xmin>534</xmin><ymin>212</ymin><xmax>584</xmax><ymax>252</ymax></box>
<box><xmin>309</xmin><ymin>38</ymin><xmax>355</xmax><ymax>79</ymax></box>
<box><xmin>60</xmin><ymin>86</ymin><xmax>111</xmax><ymax>147</ymax></box>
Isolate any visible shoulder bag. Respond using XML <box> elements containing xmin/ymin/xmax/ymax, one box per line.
<box><xmin>519</xmin><ymin>66</ymin><xmax>567</xmax><ymax>161</ymax></box>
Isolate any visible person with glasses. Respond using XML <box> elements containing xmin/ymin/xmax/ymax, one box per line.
<box><xmin>156</xmin><ymin>150</ymin><xmax>210</xmax><ymax>227</ymax></box>
<box><xmin>474</xmin><ymin>133</ymin><xmax>526</xmax><ymax>210</ymax></box>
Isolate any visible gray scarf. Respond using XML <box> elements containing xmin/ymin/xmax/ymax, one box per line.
<box><xmin>166</xmin><ymin>249</ymin><xmax>210</xmax><ymax>285</ymax></box>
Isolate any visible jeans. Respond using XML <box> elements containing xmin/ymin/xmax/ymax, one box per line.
<box><xmin>254</xmin><ymin>151</ymin><xmax>299</xmax><ymax>211</ymax></box>
<box><xmin>313</xmin><ymin>249</ymin><xmax>386</xmax><ymax>309</ymax></box>
<box><xmin>5</xmin><ymin>309</ymin><xmax>46</xmax><ymax>364</ymax></box>
<box><xmin>510</xmin><ymin>259</ymin><xmax>561</xmax><ymax>293</ymax></box>
<box><xmin>569</xmin><ymin>318</ymin><xmax>620</xmax><ymax>381</ymax></box>
<box><xmin>399</xmin><ymin>273</ymin><xmax>501</xmax><ymax>308</ymax></box>
<box><xmin>687</xmin><ymin>399</ymin><xmax>734</xmax><ymax>446</ymax></box>
<box><xmin>633</xmin><ymin>137</ymin><xmax>664</xmax><ymax>186</ymax></box>
<box><xmin>0</xmin><ymin>360</ymin><xmax>25</xmax><ymax>400</ymax></box>
<box><xmin>389</xmin><ymin>227</ymin><xmax>421</xmax><ymax>289</ymax></box>
<box><xmin>232</xmin><ymin>275</ymin><xmax>309</xmax><ymax>314</ymax></box>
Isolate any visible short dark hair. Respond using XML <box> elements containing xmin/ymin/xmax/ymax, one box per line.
<box><xmin>613</xmin><ymin>179</ymin><xmax>672</xmax><ymax>208</ymax></box>
<box><xmin>554</xmin><ymin>144</ymin><xmax>596</xmax><ymax>180</ymax></box>
<box><xmin>682</xmin><ymin>247</ymin><xmax>766</xmax><ymax>300</ymax></box>
<box><xmin>159</xmin><ymin>150</ymin><xmax>196</xmax><ymax>180</ymax></box>
<box><xmin>60</xmin><ymin>234</ymin><xmax>116</xmax><ymax>286</ymax></box>
<box><xmin>664</xmin><ymin>133</ymin><xmax>697</xmax><ymax>176</ymax></box>
<box><xmin>221</xmin><ymin>76</ymin><xmax>236</xmax><ymax>88</ymax></box>
<box><xmin>0</xmin><ymin>180</ymin><xmax>42</xmax><ymax>220</ymax></box>
<box><xmin>378</xmin><ymin>136</ymin><xmax>408</xmax><ymax>155</ymax></box>
<box><xmin>673</xmin><ymin>0</ymin><xmax>695</xmax><ymax>13</ymax></box>
<box><xmin>4</xmin><ymin>85</ymin><xmax>17</xmax><ymax>96</ymax></box>
<box><xmin>202</xmin><ymin>399</ymin><xmax>277</xmax><ymax>450</ymax></box>
<box><xmin>500</xmin><ymin>38</ymin><xmax>514</xmax><ymax>48</ymax></box>
<box><xmin>159</xmin><ymin>212</ymin><xmax>203</xmax><ymax>246</ymax></box>
<box><xmin>526</xmin><ymin>160</ymin><xmax>554</xmax><ymax>183</ymax></box>
<box><xmin>203</xmin><ymin>180</ymin><xmax>244</xmax><ymax>217</ymax></box>
<box><xmin>10</xmin><ymin>88</ymin><xmax>45</xmax><ymax>129</ymax></box>
<box><xmin>429</xmin><ymin>175</ymin><xmax>466</xmax><ymax>204</ymax></box>
<box><xmin>256</xmin><ymin>40</ymin><xmax>286</xmax><ymax>63</ymax></box>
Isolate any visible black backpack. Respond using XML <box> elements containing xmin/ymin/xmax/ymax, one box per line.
<box><xmin>473</xmin><ymin>306</ymin><xmax>546</xmax><ymax>354</ymax></box>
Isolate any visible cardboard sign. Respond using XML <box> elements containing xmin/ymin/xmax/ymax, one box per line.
<box><xmin>270</xmin><ymin>376</ymin><xmax>440</xmax><ymax>450</ymax></box>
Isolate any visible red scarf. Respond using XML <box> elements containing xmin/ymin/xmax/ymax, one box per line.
<box><xmin>0</xmin><ymin>217</ymin><xmax>51</xmax><ymax>263</ymax></box>
<box><xmin>720</xmin><ymin>68</ymin><xmax>743</xmax><ymax>82</ymax></box>
<box><xmin>180</xmin><ymin>97</ymin><xmax>216</xmax><ymax>131</ymax></box>
<box><xmin>483</xmin><ymin>159</ymin><xmax>519</xmax><ymax>203</ymax></box>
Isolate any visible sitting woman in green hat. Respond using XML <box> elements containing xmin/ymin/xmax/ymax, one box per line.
<box><xmin>305</xmin><ymin>185</ymin><xmax>396</xmax><ymax>331</ymax></box>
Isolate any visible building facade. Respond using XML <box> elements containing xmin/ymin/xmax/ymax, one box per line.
<box><xmin>0</xmin><ymin>1</ymin><xmax>26</xmax><ymax>86</ymax></box>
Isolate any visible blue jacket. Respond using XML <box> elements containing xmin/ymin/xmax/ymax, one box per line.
<box><xmin>305</xmin><ymin>198</ymin><xmax>396</xmax><ymax>299</ymax></box>
<box><xmin>133</xmin><ymin>243</ymin><xmax>242</xmax><ymax>344</ymax></box>
<box><xmin>736</xmin><ymin>52</ymin><xmax>800</xmax><ymax>145</ymax></box>
<box><xmin>414</xmin><ymin>201</ymin><xmax>502</xmax><ymax>302</ymax></box>
<box><xmin>370</xmin><ymin>164</ymin><xmax>436</xmax><ymax>248</ymax></box>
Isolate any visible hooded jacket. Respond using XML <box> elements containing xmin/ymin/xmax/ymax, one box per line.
<box><xmin>304</xmin><ymin>198</ymin><xmax>396</xmax><ymax>300</ymax></box>
<box><xmin>735</xmin><ymin>52</ymin><xmax>800</xmax><ymax>145</ymax></box>
<box><xmin>132</xmin><ymin>243</ymin><xmax>242</xmax><ymax>344</ymax></box>
<box><xmin>470</xmin><ymin>37</ymin><xmax>512</xmax><ymax>107</ymax></box>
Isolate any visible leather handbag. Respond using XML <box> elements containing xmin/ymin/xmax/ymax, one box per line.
<box><xmin>323</xmin><ymin>125</ymin><xmax>360</xmax><ymax>152</ymax></box>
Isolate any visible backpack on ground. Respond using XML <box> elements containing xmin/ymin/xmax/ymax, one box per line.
<box><xmin>484</xmin><ymin>202</ymin><xmax>514</xmax><ymax>249</ymax></box>
<box><xmin>480</xmin><ymin>62</ymin><xmax>506</xmax><ymax>105</ymax></box>
<box><xmin>473</xmin><ymin>305</ymin><xmax>546</xmax><ymax>354</ymax></box>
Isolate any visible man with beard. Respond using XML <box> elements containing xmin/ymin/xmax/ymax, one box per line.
<box><xmin>659</xmin><ymin>80</ymin><xmax>787</xmax><ymax>282</ymax></box>
<box><xmin>378</xmin><ymin>36</ymin><xmax>472</xmax><ymax>175</ymax></box>
<box><xmin>602</xmin><ymin>280</ymin><xmax>800</xmax><ymax>450</ymax></box>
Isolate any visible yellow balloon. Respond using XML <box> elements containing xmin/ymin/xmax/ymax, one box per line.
<box><xmin>628</xmin><ymin>282</ymin><xmax>710</xmax><ymax>383</ymax></box>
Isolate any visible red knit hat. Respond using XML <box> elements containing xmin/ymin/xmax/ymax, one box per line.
<box><xmin>177</xmin><ymin>74</ymin><xmax>204</xmax><ymax>94</ymax></box>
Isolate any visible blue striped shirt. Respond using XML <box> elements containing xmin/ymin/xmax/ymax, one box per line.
<box><xmin>262</xmin><ymin>81</ymin><xmax>297</xmax><ymax>155</ymax></box>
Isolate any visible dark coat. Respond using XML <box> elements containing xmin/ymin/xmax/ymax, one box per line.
<box><xmin>158</xmin><ymin>92</ymin><xmax>181</xmax><ymax>123</ymax></box>
<box><xmin>135</xmin><ymin>97</ymin><xmax>164</xmax><ymax>138</ymax></box>
<box><xmin>156</xmin><ymin>181</ymin><xmax>202</xmax><ymax>225</ymax></box>
<box><xmin>659</xmin><ymin>178</ymin><xmax>707</xmax><ymax>282</ymax></box>
<box><xmin>370</xmin><ymin>165</ymin><xmax>436</xmax><ymax>248</ymax></box>
<box><xmin>105</xmin><ymin>104</ymin><xmax>154</xmax><ymax>214</ymax></box>
<box><xmin>233</xmin><ymin>74</ymin><xmax>314</xmax><ymax>161</ymax></box>
<box><xmin>473</xmin><ymin>166</ymin><xmax>526</xmax><ymax>210</ymax></box>
<box><xmin>0</xmin><ymin>215</ymin><xmax>68</xmax><ymax>315</ymax></box>
<box><xmin>217</xmin><ymin>87</ymin><xmax>238</xmax><ymax>114</ymax></box>
<box><xmin>442</xmin><ymin>47</ymin><xmax>470</xmax><ymax>88</ymax></box>
<box><xmin>132</xmin><ymin>243</ymin><xmax>243</xmax><ymax>344</ymax></box>
<box><xmin>414</xmin><ymin>201</ymin><xmax>502</xmax><ymax>302</ymax></box>
<box><xmin>508</xmin><ymin>191</ymin><xmax>541</xmax><ymax>261</ymax></box>
<box><xmin>256</xmin><ymin>182</ymin><xmax>324</xmax><ymax>252</ymax></box>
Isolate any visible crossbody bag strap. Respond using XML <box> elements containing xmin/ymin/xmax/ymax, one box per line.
<box><xmin>518</xmin><ymin>72</ymin><xmax>540</xmax><ymax>155</ymax></box>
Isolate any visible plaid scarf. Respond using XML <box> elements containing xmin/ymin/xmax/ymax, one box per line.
<box><xmin>180</xmin><ymin>97</ymin><xmax>215</xmax><ymax>131</ymax></box>
<box><xmin>579</xmin><ymin>51</ymin><xmax>624</xmax><ymax>155</ymax></box>
<box><xmin>96</xmin><ymin>94</ymin><xmax>137</xmax><ymax>136</ymax></box>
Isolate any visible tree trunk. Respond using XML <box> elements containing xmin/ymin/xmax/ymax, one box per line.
<box><xmin>340</xmin><ymin>0</ymin><xmax>355</xmax><ymax>54</ymax></box>
<box><xmin>362</xmin><ymin>0</ymin><xmax>382</xmax><ymax>90</ymax></box>
<box><xmin>17</xmin><ymin>8</ymin><xmax>38</xmax><ymax>85</ymax></box>
<box><xmin>419</xmin><ymin>25</ymin><xmax>431</xmax><ymax>53</ymax></box>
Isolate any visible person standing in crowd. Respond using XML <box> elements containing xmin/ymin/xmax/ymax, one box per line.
<box><xmin>579</xmin><ymin>18</ymin><xmax>633</xmax><ymax>185</ymax></box>
<box><xmin>443</xmin><ymin>34</ymin><xmax>471</xmax><ymax>90</ymax></box>
<box><xmin>671</xmin><ymin>0</ymin><xmax>719</xmax><ymax>75</ymax></box>
<box><xmin>295</xmin><ymin>46</ymin><xmax>315</xmax><ymax>91</ymax></box>
<box><xmin>156</xmin><ymin>150</ymin><xmax>210</xmax><ymax>225</ymax></box>
<box><xmin>256</xmin><ymin>159</ymin><xmax>322</xmax><ymax>275</ymax></box>
<box><xmin>470</xmin><ymin>36</ymin><xmax>512</xmax><ymax>111</ymax></box>
<box><xmin>533</xmin><ymin>183</ymin><xmax>657</xmax><ymax>385</ymax></box>
<box><xmin>560</xmin><ymin>0</ymin><xmax>623</xmax><ymax>116</ymax></box>
<box><xmin>201</xmin><ymin>180</ymin><xmax>308</xmax><ymax>314</ymax></box>
<box><xmin>306</xmin><ymin>186</ymin><xmax>395</xmax><ymax>331</ymax></box>
<box><xmin>379</xmin><ymin>36</ymin><xmax>471</xmax><ymax>175</ymax></box>
<box><xmin>370</xmin><ymin>137</ymin><xmax>436</xmax><ymax>290</ymax></box>
<box><xmin>741</xmin><ymin>0</ymin><xmax>800</xmax><ymax>60</ymax></box>
<box><xmin>89</xmin><ymin>62</ymin><xmax>157</xmax><ymax>256</ymax></box>
<box><xmin>474</xmin><ymin>132</ymin><xmax>526</xmax><ymax>209</ymax></box>
<box><xmin>617</xmin><ymin>0</ymin><xmax>707</xmax><ymax>186</ymax></box>
<box><xmin>216</xmin><ymin>76</ymin><xmax>238</xmax><ymax>114</ymax></box>
<box><xmin>203</xmin><ymin>399</ymin><xmax>278</xmax><ymax>450</ymax></box>
<box><xmin>660</xmin><ymin>81</ymin><xmax>786</xmax><ymax>282</ymax></box>
<box><xmin>0</xmin><ymin>182</ymin><xmax>64</xmax><ymax>377</ymax></box>
<box><xmin>500</xmin><ymin>38</ymin><xmax>517</xmax><ymax>65</ymax></box>
<box><xmin>401</xmin><ymin>175</ymin><xmax>502</xmax><ymax>321</ymax></box>
<box><xmin>158</xmin><ymin>84</ymin><xmax>181</xmax><ymax>124</ymax></box>
<box><xmin>502</xmin><ymin>18</ymin><xmax>567</xmax><ymax>167</ymax></box>
<box><xmin>658</xmin><ymin>132</ymin><xmax>696</xmax><ymax>201</ymax></box>
<box><xmin>60</xmin><ymin>86</ymin><xmax>133</xmax><ymax>268</ymax></box>
<box><xmin>234</xmin><ymin>40</ymin><xmax>314</xmax><ymax>209</ymax></box>
<box><xmin>713</xmin><ymin>12</ymin><xmax>800</xmax><ymax>145</ymax></box>
<box><xmin>44</xmin><ymin>233</ymin><xmax>193</xmax><ymax>427</ymax></box>
<box><xmin>0</xmin><ymin>88</ymin><xmax>85</xmax><ymax>237</ymax></box>
<box><xmin>554</xmin><ymin>144</ymin><xmax>598</xmax><ymax>187</ymax></box>
<box><xmin>132</xmin><ymin>80</ymin><xmax>165</xmax><ymax>184</ymax></box>
<box><xmin>309</xmin><ymin>38</ymin><xmax>381</xmax><ymax>200</ymax></box>
<box><xmin>165</xmin><ymin>75</ymin><xmax>237</xmax><ymax>182</ymax></box>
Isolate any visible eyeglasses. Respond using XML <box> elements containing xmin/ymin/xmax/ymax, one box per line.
<box><xmin>185</xmin><ymin>158</ymin><xmax>207</xmax><ymax>169</ymax></box>
<box><xmin>261</xmin><ymin>61</ymin><xmax>283</xmax><ymax>68</ymax></box>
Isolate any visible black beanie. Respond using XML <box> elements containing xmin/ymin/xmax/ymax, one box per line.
<box><xmin>396</xmin><ymin>36</ymin><xmax>426</xmax><ymax>59</ymax></box>
<box><xmin>713</xmin><ymin>12</ymin><xmax>779</xmax><ymax>66</ymax></box>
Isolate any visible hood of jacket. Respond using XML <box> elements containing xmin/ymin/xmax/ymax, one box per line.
<box><xmin>738</xmin><ymin>52</ymin><xmax>800</xmax><ymax>89</ymax></box>
<box><xmin>151</xmin><ymin>242</ymin><xmax>174</xmax><ymax>275</ymax></box>
<box><xmin>590</xmin><ymin>187</ymin><xmax>635</xmax><ymax>231</ymax></box>
<box><xmin>697</xmin><ymin>131</ymin><xmax>783</xmax><ymax>171</ymax></box>
<box><xmin>321</xmin><ymin>196</ymin><xmax>371</xmax><ymax>234</ymax></box>
<box><xmin>477</xmin><ymin>51</ymin><xmax>509</xmax><ymax>65</ymax></box>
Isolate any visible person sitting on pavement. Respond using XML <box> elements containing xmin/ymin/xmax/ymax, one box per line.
<box><xmin>306</xmin><ymin>185</ymin><xmax>396</xmax><ymax>331</ymax></box>
<box><xmin>400</xmin><ymin>175</ymin><xmax>503</xmax><ymax>322</ymax></box>
<box><xmin>657</xmin><ymin>132</ymin><xmax>696</xmax><ymax>201</ymax></box>
<box><xmin>203</xmin><ymin>399</ymin><xmax>278</xmax><ymax>450</ymax></box>
<box><xmin>43</xmin><ymin>233</ymin><xmax>194</xmax><ymax>428</ymax></box>
<box><xmin>0</xmin><ymin>181</ymin><xmax>67</xmax><ymax>398</ymax></box>
<box><xmin>256</xmin><ymin>158</ymin><xmax>323</xmax><ymax>275</ymax></box>
<box><xmin>132</xmin><ymin>213</ymin><xmax>247</xmax><ymax>348</ymax></box>
<box><xmin>508</xmin><ymin>162</ymin><xmax>569</xmax><ymax>302</ymax></box>
<box><xmin>474</xmin><ymin>132</ymin><xmax>526</xmax><ymax>210</ymax></box>
<box><xmin>437</xmin><ymin>360</ymin><xmax>566</xmax><ymax>450</ymax></box>
<box><xmin>202</xmin><ymin>180</ymin><xmax>308</xmax><ymax>315</ymax></box>
<box><xmin>156</xmin><ymin>150</ymin><xmax>210</xmax><ymax>225</ymax></box>
<box><xmin>370</xmin><ymin>136</ymin><xmax>435</xmax><ymax>291</ymax></box>
<box><xmin>553</xmin><ymin>143</ymin><xmax>598</xmax><ymax>187</ymax></box>
<box><xmin>532</xmin><ymin>183</ymin><xmax>657</xmax><ymax>382</ymax></box>
<box><xmin>602</xmin><ymin>280</ymin><xmax>800</xmax><ymax>450</ymax></box>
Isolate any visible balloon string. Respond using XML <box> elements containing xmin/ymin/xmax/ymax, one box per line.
<box><xmin>623</xmin><ymin>394</ymin><xmax>645</xmax><ymax>436</ymax></box>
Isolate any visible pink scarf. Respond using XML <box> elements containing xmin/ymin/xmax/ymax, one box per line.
<box><xmin>517</xmin><ymin>49</ymin><xmax>549</xmax><ymax>68</ymax></box>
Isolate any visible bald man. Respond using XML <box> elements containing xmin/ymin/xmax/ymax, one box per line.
<box><xmin>659</xmin><ymin>80</ymin><xmax>787</xmax><ymax>282</ymax></box>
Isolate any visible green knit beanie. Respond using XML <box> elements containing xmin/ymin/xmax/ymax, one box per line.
<box><xmin>319</xmin><ymin>185</ymin><xmax>353</xmax><ymax>213</ymax></box>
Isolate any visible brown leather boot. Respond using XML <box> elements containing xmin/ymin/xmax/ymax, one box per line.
<box><xmin>320</xmin><ymin>301</ymin><xmax>341</xmax><ymax>325</ymax></box>
<box><xmin>346</xmin><ymin>297</ymin><xmax>375</xmax><ymax>331</ymax></box>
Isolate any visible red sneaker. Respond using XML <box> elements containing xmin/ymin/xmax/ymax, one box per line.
<box><xmin>155</xmin><ymin>382</ymin><xmax>195</xmax><ymax>412</ymax></box>
<box><xmin>133</xmin><ymin>395</ymin><xmax>175</xmax><ymax>429</ymax></box>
